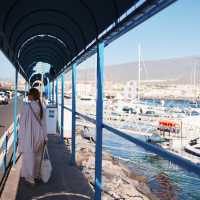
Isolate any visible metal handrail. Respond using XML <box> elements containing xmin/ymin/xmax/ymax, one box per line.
<box><xmin>0</xmin><ymin>118</ymin><xmax>19</xmax><ymax>174</ymax></box>
<box><xmin>63</xmin><ymin>106</ymin><xmax>200</xmax><ymax>177</ymax></box>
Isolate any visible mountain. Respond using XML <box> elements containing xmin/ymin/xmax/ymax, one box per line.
<box><xmin>78</xmin><ymin>56</ymin><xmax>200</xmax><ymax>84</ymax></box>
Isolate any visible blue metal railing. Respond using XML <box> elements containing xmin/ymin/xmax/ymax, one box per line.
<box><xmin>0</xmin><ymin>119</ymin><xmax>19</xmax><ymax>177</ymax></box>
<box><xmin>63</xmin><ymin>106</ymin><xmax>200</xmax><ymax>176</ymax></box>
<box><xmin>57</xmin><ymin>37</ymin><xmax>200</xmax><ymax>199</ymax></box>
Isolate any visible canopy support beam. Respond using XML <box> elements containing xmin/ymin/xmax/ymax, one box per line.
<box><xmin>94</xmin><ymin>42</ymin><xmax>104</xmax><ymax>200</ymax></box>
<box><xmin>70</xmin><ymin>63</ymin><xmax>77</xmax><ymax>165</ymax></box>
<box><xmin>13</xmin><ymin>68</ymin><xmax>18</xmax><ymax>165</ymax></box>
<box><xmin>60</xmin><ymin>74</ymin><xmax>65</xmax><ymax>143</ymax></box>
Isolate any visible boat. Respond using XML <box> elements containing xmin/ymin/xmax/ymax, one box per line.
<box><xmin>184</xmin><ymin>138</ymin><xmax>200</xmax><ymax>157</ymax></box>
<box><xmin>158</xmin><ymin>119</ymin><xmax>180</xmax><ymax>135</ymax></box>
<box><xmin>146</xmin><ymin>133</ymin><xmax>166</xmax><ymax>144</ymax></box>
<box><xmin>80</xmin><ymin>95</ymin><xmax>93</xmax><ymax>101</ymax></box>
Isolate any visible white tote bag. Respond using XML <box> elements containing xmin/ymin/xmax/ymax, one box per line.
<box><xmin>40</xmin><ymin>145</ymin><xmax>52</xmax><ymax>183</ymax></box>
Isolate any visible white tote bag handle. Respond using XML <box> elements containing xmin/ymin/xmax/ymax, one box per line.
<box><xmin>42</xmin><ymin>145</ymin><xmax>50</xmax><ymax>160</ymax></box>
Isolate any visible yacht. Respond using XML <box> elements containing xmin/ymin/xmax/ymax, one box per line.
<box><xmin>184</xmin><ymin>138</ymin><xmax>200</xmax><ymax>157</ymax></box>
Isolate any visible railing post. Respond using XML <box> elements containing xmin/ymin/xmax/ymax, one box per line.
<box><xmin>50</xmin><ymin>82</ymin><xmax>52</xmax><ymax>103</ymax></box>
<box><xmin>60</xmin><ymin>74</ymin><xmax>65</xmax><ymax>143</ymax></box>
<box><xmin>13</xmin><ymin>68</ymin><xmax>18</xmax><ymax>165</ymax></box>
<box><xmin>56</xmin><ymin>79</ymin><xmax>58</xmax><ymax>107</ymax></box>
<box><xmin>52</xmin><ymin>80</ymin><xmax>55</xmax><ymax>103</ymax></box>
<box><xmin>2</xmin><ymin>135</ymin><xmax>8</xmax><ymax>173</ymax></box>
<box><xmin>95</xmin><ymin>42</ymin><xmax>104</xmax><ymax>200</ymax></box>
<box><xmin>47</xmin><ymin>78</ymin><xmax>50</xmax><ymax>102</ymax></box>
<box><xmin>71</xmin><ymin>63</ymin><xmax>77</xmax><ymax>165</ymax></box>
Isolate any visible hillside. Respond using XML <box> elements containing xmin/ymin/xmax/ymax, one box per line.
<box><xmin>78</xmin><ymin>56</ymin><xmax>200</xmax><ymax>84</ymax></box>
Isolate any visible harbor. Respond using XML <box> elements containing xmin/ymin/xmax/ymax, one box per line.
<box><xmin>0</xmin><ymin>0</ymin><xmax>200</xmax><ymax>200</ymax></box>
<box><xmin>72</xmin><ymin>97</ymin><xmax>200</xmax><ymax>163</ymax></box>
<box><xmin>59</xmin><ymin>95</ymin><xmax>200</xmax><ymax>200</ymax></box>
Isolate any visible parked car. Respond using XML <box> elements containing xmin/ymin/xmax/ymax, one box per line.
<box><xmin>5</xmin><ymin>91</ymin><xmax>13</xmax><ymax>99</ymax></box>
<box><xmin>122</xmin><ymin>106</ymin><xmax>137</xmax><ymax>114</ymax></box>
<box><xmin>0</xmin><ymin>92</ymin><xmax>8</xmax><ymax>104</ymax></box>
<box><xmin>110</xmin><ymin>111</ymin><xmax>122</xmax><ymax>121</ymax></box>
<box><xmin>143</xmin><ymin>110</ymin><xmax>159</xmax><ymax>117</ymax></box>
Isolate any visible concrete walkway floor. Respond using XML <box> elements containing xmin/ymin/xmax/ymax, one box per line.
<box><xmin>1</xmin><ymin>135</ymin><xmax>94</xmax><ymax>200</ymax></box>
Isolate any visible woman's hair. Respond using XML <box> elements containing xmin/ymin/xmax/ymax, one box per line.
<box><xmin>28</xmin><ymin>88</ymin><xmax>43</xmax><ymax>120</ymax></box>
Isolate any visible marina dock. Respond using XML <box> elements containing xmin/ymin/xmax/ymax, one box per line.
<box><xmin>1</xmin><ymin>135</ymin><xmax>94</xmax><ymax>200</ymax></box>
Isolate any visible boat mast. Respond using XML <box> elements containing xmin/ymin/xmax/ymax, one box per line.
<box><xmin>193</xmin><ymin>64</ymin><xmax>197</xmax><ymax>102</ymax></box>
<box><xmin>137</xmin><ymin>44</ymin><xmax>141</xmax><ymax>101</ymax></box>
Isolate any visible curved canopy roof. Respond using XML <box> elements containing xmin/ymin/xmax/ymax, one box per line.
<box><xmin>0</xmin><ymin>0</ymin><xmax>176</xmax><ymax>82</ymax></box>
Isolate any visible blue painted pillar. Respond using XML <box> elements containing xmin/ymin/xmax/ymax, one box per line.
<box><xmin>13</xmin><ymin>69</ymin><xmax>18</xmax><ymax>165</ymax></box>
<box><xmin>2</xmin><ymin>135</ymin><xmax>8</xmax><ymax>173</ymax></box>
<box><xmin>95</xmin><ymin>42</ymin><xmax>104</xmax><ymax>200</ymax></box>
<box><xmin>50</xmin><ymin>82</ymin><xmax>52</xmax><ymax>102</ymax></box>
<box><xmin>52</xmin><ymin>80</ymin><xmax>55</xmax><ymax>103</ymax></box>
<box><xmin>55</xmin><ymin>79</ymin><xmax>58</xmax><ymax>106</ymax></box>
<box><xmin>60</xmin><ymin>74</ymin><xmax>65</xmax><ymax>143</ymax></box>
<box><xmin>71</xmin><ymin>63</ymin><xmax>77</xmax><ymax>165</ymax></box>
<box><xmin>47</xmin><ymin>78</ymin><xmax>50</xmax><ymax>102</ymax></box>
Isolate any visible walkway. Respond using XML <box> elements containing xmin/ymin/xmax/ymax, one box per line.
<box><xmin>1</xmin><ymin>135</ymin><xmax>94</xmax><ymax>200</ymax></box>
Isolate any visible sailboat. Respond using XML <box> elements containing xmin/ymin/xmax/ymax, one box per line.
<box><xmin>184</xmin><ymin>137</ymin><xmax>200</xmax><ymax>157</ymax></box>
<box><xmin>137</xmin><ymin>44</ymin><xmax>141</xmax><ymax>102</ymax></box>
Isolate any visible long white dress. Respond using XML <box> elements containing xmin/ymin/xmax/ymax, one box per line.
<box><xmin>18</xmin><ymin>100</ymin><xmax>47</xmax><ymax>183</ymax></box>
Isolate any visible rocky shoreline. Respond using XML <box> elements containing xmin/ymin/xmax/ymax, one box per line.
<box><xmin>75</xmin><ymin>132</ymin><xmax>160</xmax><ymax>200</ymax></box>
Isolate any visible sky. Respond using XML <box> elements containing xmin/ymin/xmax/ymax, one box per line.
<box><xmin>104</xmin><ymin>0</ymin><xmax>200</xmax><ymax>65</ymax></box>
<box><xmin>0</xmin><ymin>0</ymin><xmax>200</xmax><ymax>80</ymax></box>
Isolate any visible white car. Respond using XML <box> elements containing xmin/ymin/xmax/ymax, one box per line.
<box><xmin>0</xmin><ymin>92</ymin><xmax>8</xmax><ymax>104</ymax></box>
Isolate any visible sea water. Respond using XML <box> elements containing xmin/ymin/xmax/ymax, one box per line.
<box><xmin>103</xmin><ymin>130</ymin><xmax>200</xmax><ymax>200</ymax></box>
<box><xmin>64</xmin><ymin>99</ymin><xmax>200</xmax><ymax>199</ymax></box>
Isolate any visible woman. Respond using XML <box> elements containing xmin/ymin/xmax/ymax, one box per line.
<box><xmin>18</xmin><ymin>88</ymin><xmax>47</xmax><ymax>185</ymax></box>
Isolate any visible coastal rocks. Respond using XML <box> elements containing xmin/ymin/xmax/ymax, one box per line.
<box><xmin>75</xmin><ymin>135</ymin><xmax>159</xmax><ymax>200</ymax></box>
<box><xmin>148</xmin><ymin>172</ymin><xmax>179</xmax><ymax>200</ymax></box>
<box><xmin>136</xmin><ymin>182</ymin><xmax>160</xmax><ymax>200</ymax></box>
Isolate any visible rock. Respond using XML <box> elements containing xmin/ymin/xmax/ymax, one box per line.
<box><xmin>73</xmin><ymin>134</ymin><xmax>159</xmax><ymax>200</ymax></box>
<box><xmin>102</xmin><ymin>151</ymin><xmax>113</xmax><ymax>161</ymax></box>
<box><xmin>136</xmin><ymin>182</ymin><xmax>160</xmax><ymax>200</ymax></box>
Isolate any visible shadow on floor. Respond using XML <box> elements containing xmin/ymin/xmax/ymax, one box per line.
<box><xmin>16</xmin><ymin>135</ymin><xmax>94</xmax><ymax>200</ymax></box>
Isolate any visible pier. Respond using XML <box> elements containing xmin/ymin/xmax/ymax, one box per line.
<box><xmin>1</xmin><ymin>135</ymin><xmax>94</xmax><ymax>200</ymax></box>
<box><xmin>0</xmin><ymin>1</ymin><xmax>200</xmax><ymax>200</ymax></box>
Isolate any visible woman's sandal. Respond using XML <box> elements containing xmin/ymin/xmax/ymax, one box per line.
<box><xmin>25</xmin><ymin>178</ymin><xmax>35</xmax><ymax>187</ymax></box>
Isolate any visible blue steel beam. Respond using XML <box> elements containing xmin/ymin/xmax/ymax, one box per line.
<box><xmin>103</xmin><ymin>123</ymin><xmax>200</xmax><ymax>176</ymax></box>
<box><xmin>71</xmin><ymin>63</ymin><xmax>77</xmax><ymax>165</ymax></box>
<box><xmin>52</xmin><ymin>80</ymin><xmax>55</xmax><ymax>103</ymax></box>
<box><xmin>13</xmin><ymin>69</ymin><xmax>18</xmax><ymax>165</ymax></box>
<box><xmin>60</xmin><ymin>74</ymin><xmax>65</xmax><ymax>143</ymax></box>
<box><xmin>46</xmin><ymin>77</ymin><xmax>50</xmax><ymax>101</ymax></box>
<box><xmin>63</xmin><ymin>106</ymin><xmax>200</xmax><ymax>177</ymax></box>
<box><xmin>56</xmin><ymin>79</ymin><xmax>58</xmax><ymax>106</ymax></box>
<box><xmin>50</xmin><ymin>82</ymin><xmax>52</xmax><ymax>102</ymax></box>
<box><xmin>95</xmin><ymin>42</ymin><xmax>104</xmax><ymax>200</ymax></box>
<box><xmin>2</xmin><ymin>135</ymin><xmax>8</xmax><ymax>173</ymax></box>
<box><xmin>47</xmin><ymin>78</ymin><xmax>50</xmax><ymax>102</ymax></box>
